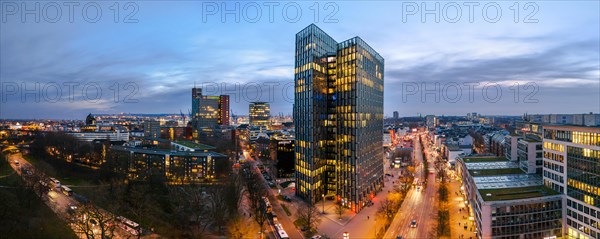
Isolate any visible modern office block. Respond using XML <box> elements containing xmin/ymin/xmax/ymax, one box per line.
<box><xmin>249</xmin><ymin>102</ymin><xmax>270</xmax><ymax>127</ymax></box>
<box><xmin>542</xmin><ymin>125</ymin><xmax>600</xmax><ymax>238</ymax></box>
<box><xmin>294</xmin><ymin>24</ymin><xmax>384</xmax><ymax>212</ymax></box>
<box><xmin>456</xmin><ymin>155</ymin><xmax>562</xmax><ymax>239</ymax></box>
<box><xmin>191</xmin><ymin>88</ymin><xmax>230</xmax><ymax>130</ymax></box>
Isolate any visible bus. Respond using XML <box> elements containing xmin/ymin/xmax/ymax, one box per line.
<box><xmin>274</xmin><ymin>223</ymin><xmax>289</xmax><ymax>239</ymax></box>
<box><xmin>49</xmin><ymin>178</ymin><xmax>61</xmax><ymax>188</ymax></box>
<box><xmin>262</xmin><ymin>196</ymin><xmax>272</xmax><ymax>214</ymax></box>
<box><xmin>61</xmin><ymin>185</ymin><xmax>73</xmax><ymax>196</ymax></box>
<box><xmin>116</xmin><ymin>216</ymin><xmax>141</xmax><ymax>236</ymax></box>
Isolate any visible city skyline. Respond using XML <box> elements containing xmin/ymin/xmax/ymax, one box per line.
<box><xmin>1</xmin><ymin>1</ymin><xmax>599</xmax><ymax>239</ymax></box>
<box><xmin>1</xmin><ymin>1</ymin><xmax>599</xmax><ymax>119</ymax></box>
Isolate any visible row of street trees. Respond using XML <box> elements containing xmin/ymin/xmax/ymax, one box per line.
<box><xmin>419</xmin><ymin>135</ymin><xmax>429</xmax><ymax>188</ymax></box>
<box><xmin>375</xmin><ymin>190</ymin><xmax>406</xmax><ymax>238</ymax></box>
<box><xmin>435</xmin><ymin>151</ymin><xmax>451</xmax><ymax>238</ymax></box>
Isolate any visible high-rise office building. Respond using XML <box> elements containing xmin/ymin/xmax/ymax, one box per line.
<box><xmin>249</xmin><ymin>102</ymin><xmax>270</xmax><ymax>127</ymax></box>
<box><xmin>393</xmin><ymin>111</ymin><xmax>399</xmax><ymax>119</ymax></box>
<box><xmin>294</xmin><ymin>24</ymin><xmax>384</xmax><ymax>212</ymax></box>
<box><xmin>542</xmin><ymin>125</ymin><xmax>600</xmax><ymax>239</ymax></box>
<box><xmin>191</xmin><ymin>88</ymin><xmax>230</xmax><ymax>130</ymax></box>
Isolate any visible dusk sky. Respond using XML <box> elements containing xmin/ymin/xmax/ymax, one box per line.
<box><xmin>1</xmin><ymin>1</ymin><xmax>599</xmax><ymax>119</ymax></box>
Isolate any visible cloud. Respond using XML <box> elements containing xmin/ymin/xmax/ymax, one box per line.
<box><xmin>1</xmin><ymin>1</ymin><xmax>598</xmax><ymax>119</ymax></box>
<box><xmin>386</xmin><ymin>39</ymin><xmax>599</xmax><ymax>87</ymax></box>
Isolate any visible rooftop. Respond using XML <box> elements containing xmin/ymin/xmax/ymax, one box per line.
<box><xmin>173</xmin><ymin>141</ymin><xmax>216</xmax><ymax>150</ymax></box>
<box><xmin>469</xmin><ymin>167</ymin><xmax>524</xmax><ymax>176</ymax></box>
<box><xmin>112</xmin><ymin>145</ymin><xmax>225</xmax><ymax>157</ymax></box>
<box><xmin>461</xmin><ymin>156</ymin><xmax>508</xmax><ymax>163</ymax></box>
<box><xmin>465</xmin><ymin>161</ymin><xmax>519</xmax><ymax>170</ymax></box>
<box><xmin>479</xmin><ymin>185</ymin><xmax>560</xmax><ymax>201</ymax></box>
<box><xmin>520</xmin><ymin>138</ymin><xmax>541</xmax><ymax>143</ymax></box>
<box><xmin>473</xmin><ymin>174</ymin><xmax>543</xmax><ymax>190</ymax></box>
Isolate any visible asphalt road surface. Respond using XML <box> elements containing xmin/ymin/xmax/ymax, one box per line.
<box><xmin>384</xmin><ymin>134</ymin><xmax>437</xmax><ymax>239</ymax></box>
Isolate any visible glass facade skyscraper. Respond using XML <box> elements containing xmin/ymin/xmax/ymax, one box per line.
<box><xmin>294</xmin><ymin>24</ymin><xmax>384</xmax><ymax>212</ymax></box>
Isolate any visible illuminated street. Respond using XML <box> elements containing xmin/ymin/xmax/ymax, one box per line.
<box><xmin>385</xmin><ymin>134</ymin><xmax>438</xmax><ymax>239</ymax></box>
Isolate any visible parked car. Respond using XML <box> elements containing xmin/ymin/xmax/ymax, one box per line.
<box><xmin>410</xmin><ymin>219</ymin><xmax>417</xmax><ymax>228</ymax></box>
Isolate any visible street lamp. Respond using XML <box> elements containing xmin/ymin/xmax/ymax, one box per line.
<box><xmin>322</xmin><ymin>194</ymin><xmax>325</xmax><ymax>214</ymax></box>
<box><xmin>374</xmin><ymin>219</ymin><xmax>377</xmax><ymax>238</ymax></box>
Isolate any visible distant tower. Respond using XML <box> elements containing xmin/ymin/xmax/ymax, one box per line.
<box><xmin>85</xmin><ymin>113</ymin><xmax>96</xmax><ymax>125</ymax></box>
<box><xmin>191</xmin><ymin>87</ymin><xmax>230</xmax><ymax>130</ymax></box>
<box><xmin>249</xmin><ymin>102</ymin><xmax>270</xmax><ymax>127</ymax></box>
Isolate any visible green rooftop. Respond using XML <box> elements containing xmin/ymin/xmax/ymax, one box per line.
<box><xmin>469</xmin><ymin>167</ymin><xmax>524</xmax><ymax>176</ymax></box>
<box><xmin>479</xmin><ymin>185</ymin><xmax>560</xmax><ymax>201</ymax></box>
<box><xmin>462</xmin><ymin>156</ymin><xmax>508</xmax><ymax>163</ymax></box>
<box><xmin>521</xmin><ymin>138</ymin><xmax>541</xmax><ymax>143</ymax></box>
<box><xmin>173</xmin><ymin>141</ymin><xmax>216</xmax><ymax>150</ymax></box>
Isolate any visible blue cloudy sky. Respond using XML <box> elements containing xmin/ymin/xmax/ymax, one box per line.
<box><xmin>1</xmin><ymin>1</ymin><xmax>598</xmax><ymax>119</ymax></box>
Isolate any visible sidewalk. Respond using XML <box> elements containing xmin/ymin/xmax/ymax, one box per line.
<box><xmin>319</xmin><ymin>199</ymin><xmax>358</xmax><ymax>226</ymax></box>
<box><xmin>316</xmin><ymin>167</ymin><xmax>403</xmax><ymax>239</ymax></box>
<box><xmin>448</xmin><ymin>177</ymin><xmax>477</xmax><ymax>239</ymax></box>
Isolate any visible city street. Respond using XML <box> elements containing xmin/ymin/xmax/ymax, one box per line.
<box><xmin>314</xmin><ymin>160</ymin><xmax>402</xmax><ymax>239</ymax></box>
<box><xmin>384</xmin><ymin>134</ymin><xmax>438</xmax><ymax>239</ymax></box>
<box><xmin>5</xmin><ymin>152</ymin><xmax>156</xmax><ymax>239</ymax></box>
<box><xmin>244</xmin><ymin>151</ymin><xmax>304</xmax><ymax>239</ymax></box>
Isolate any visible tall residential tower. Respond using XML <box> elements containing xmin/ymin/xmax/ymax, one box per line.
<box><xmin>294</xmin><ymin>24</ymin><xmax>384</xmax><ymax>212</ymax></box>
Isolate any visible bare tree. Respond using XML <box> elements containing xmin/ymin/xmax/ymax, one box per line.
<box><xmin>297</xmin><ymin>202</ymin><xmax>321</xmax><ymax>232</ymax></box>
<box><xmin>24</xmin><ymin>169</ymin><xmax>50</xmax><ymax>199</ymax></box>
<box><xmin>169</xmin><ymin>185</ymin><xmax>212</xmax><ymax>238</ymax></box>
<box><xmin>170</xmin><ymin>162</ymin><xmax>187</xmax><ymax>185</ymax></box>
<box><xmin>244</xmin><ymin>169</ymin><xmax>268</xmax><ymax>238</ymax></box>
<box><xmin>223</xmin><ymin>173</ymin><xmax>245</xmax><ymax>218</ymax></box>
<box><xmin>207</xmin><ymin>186</ymin><xmax>229</xmax><ymax>232</ymax></box>
<box><xmin>124</xmin><ymin>183</ymin><xmax>155</xmax><ymax>239</ymax></box>
<box><xmin>71</xmin><ymin>208</ymin><xmax>95</xmax><ymax>239</ymax></box>
<box><xmin>71</xmin><ymin>203</ymin><xmax>116</xmax><ymax>239</ymax></box>
<box><xmin>377</xmin><ymin>199</ymin><xmax>396</xmax><ymax>221</ymax></box>
<box><xmin>227</xmin><ymin>215</ymin><xmax>258</xmax><ymax>239</ymax></box>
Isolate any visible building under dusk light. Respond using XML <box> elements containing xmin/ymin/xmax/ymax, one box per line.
<box><xmin>294</xmin><ymin>24</ymin><xmax>385</xmax><ymax>212</ymax></box>
<box><xmin>249</xmin><ymin>102</ymin><xmax>271</xmax><ymax>127</ymax></box>
<box><xmin>191</xmin><ymin>88</ymin><xmax>230</xmax><ymax>131</ymax></box>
